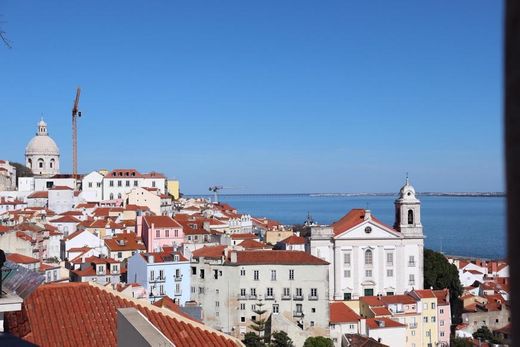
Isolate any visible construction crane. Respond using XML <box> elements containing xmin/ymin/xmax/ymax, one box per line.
<box><xmin>72</xmin><ymin>87</ymin><xmax>82</xmax><ymax>178</ymax></box>
<box><xmin>208</xmin><ymin>185</ymin><xmax>235</xmax><ymax>203</ymax></box>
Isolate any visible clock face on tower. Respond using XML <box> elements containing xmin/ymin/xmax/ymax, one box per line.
<box><xmin>365</xmin><ymin>226</ymin><xmax>372</xmax><ymax>233</ymax></box>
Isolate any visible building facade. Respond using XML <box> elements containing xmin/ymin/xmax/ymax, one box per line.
<box><xmin>25</xmin><ymin>119</ymin><xmax>60</xmax><ymax>176</ymax></box>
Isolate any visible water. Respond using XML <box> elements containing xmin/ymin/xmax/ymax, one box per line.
<box><xmin>212</xmin><ymin>195</ymin><xmax>506</xmax><ymax>259</ymax></box>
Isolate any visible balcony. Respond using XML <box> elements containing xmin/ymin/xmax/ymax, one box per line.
<box><xmin>174</xmin><ymin>275</ymin><xmax>183</xmax><ymax>282</ymax></box>
<box><xmin>238</xmin><ymin>294</ymin><xmax>248</xmax><ymax>300</ymax></box>
<box><xmin>281</xmin><ymin>294</ymin><xmax>291</xmax><ymax>300</ymax></box>
<box><xmin>408</xmin><ymin>262</ymin><xmax>416</xmax><ymax>267</ymax></box>
<box><xmin>409</xmin><ymin>281</ymin><xmax>416</xmax><ymax>286</ymax></box>
<box><xmin>293</xmin><ymin>294</ymin><xmax>303</xmax><ymax>301</ymax></box>
<box><xmin>174</xmin><ymin>290</ymin><xmax>182</xmax><ymax>296</ymax></box>
<box><xmin>293</xmin><ymin>311</ymin><xmax>304</xmax><ymax>318</ymax></box>
<box><xmin>149</xmin><ymin>277</ymin><xmax>166</xmax><ymax>283</ymax></box>
<box><xmin>409</xmin><ymin>323</ymin><xmax>418</xmax><ymax>329</ymax></box>
<box><xmin>265</xmin><ymin>294</ymin><xmax>275</xmax><ymax>300</ymax></box>
<box><xmin>249</xmin><ymin>294</ymin><xmax>257</xmax><ymax>300</ymax></box>
<box><xmin>308</xmin><ymin>294</ymin><xmax>318</xmax><ymax>301</ymax></box>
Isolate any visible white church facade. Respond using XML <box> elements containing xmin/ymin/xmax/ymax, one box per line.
<box><xmin>309</xmin><ymin>179</ymin><xmax>424</xmax><ymax>300</ymax></box>
<box><xmin>25</xmin><ymin>119</ymin><xmax>60</xmax><ymax>176</ymax></box>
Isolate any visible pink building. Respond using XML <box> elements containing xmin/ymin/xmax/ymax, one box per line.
<box><xmin>141</xmin><ymin>216</ymin><xmax>183</xmax><ymax>252</ymax></box>
<box><xmin>434</xmin><ymin>289</ymin><xmax>452</xmax><ymax>346</ymax></box>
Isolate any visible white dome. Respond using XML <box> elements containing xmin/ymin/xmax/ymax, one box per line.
<box><xmin>25</xmin><ymin>135</ymin><xmax>60</xmax><ymax>155</ymax></box>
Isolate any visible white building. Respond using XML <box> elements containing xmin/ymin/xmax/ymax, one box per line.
<box><xmin>127</xmin><ymin>251</ymin><xmax>191</xmax><ymax>305</ymax></box>
<box><xmin>0</xmin><ymin>160</ymin><xmax>16</xmax><ymax>191</ymax></box>
<box><xmin>81</xmin><ymin>171</ymin><xmax>104</xmax><ymax>202</ymax></box>
<box><xmin>48</xmin><ymin>186</ymin><xmax>75</xmax><ymax>214</ymax></box>
<box><xmin>190</xmin><ymin>247</ymin><xmax>330</xmax><ymax>341</ymax></box>
<box><xmin>310</xmin><ymin>180</ymin><xmax>424</xmax><ymax>300</ymax></box>
<box><xmin>102</xmin><ymin>169</ymin><xmax>166</xmax><ymax>201</ymax></box>
<box><xmin>25</xmin><ymin>119</ymin><xmax>60</xmax><ymax>176</ymax></box>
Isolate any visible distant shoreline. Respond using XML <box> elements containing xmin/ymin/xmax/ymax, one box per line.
<box><xmin>186</xmin><ymin>192</ymin><xmax>505</xmax><ymax>198</ymax></box>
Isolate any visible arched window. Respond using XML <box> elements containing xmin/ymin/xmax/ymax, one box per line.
<box><xmin>109</xmin><ymin>193</ymin><xmax>114</xmax><ymax>200</ymax></box>
<box><xmin>117</xmin><ymin>193</ymin><xmax>122</xmax><ymax>199</ymax></box>
<box><xmin>38</xmin><ymin>158</ymin><xmax>44</xmax><ymax>169</ymax></box>
<box><xmin>365</xmin><ymin>249</ymin><xmax>373</xmax><ymax>266</ymax></box>
<box><xmin>28</xmin><ymin>158</ymin><xmax>32</xmax><ymax>168</ymax></box>
<box><xmin>408</xmin><ymin>209</ymin><xmax>414</xmax><ymax>225</ymax></box>
<box><xmin>50</xmin><ymin>159</ymin><xmax>55</xmax><ymax>168</ymax></box>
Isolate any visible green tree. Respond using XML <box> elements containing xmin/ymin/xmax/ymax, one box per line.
<box><xmin>473</xmin><ymin>326</ymin><xmax>502</xmax><ymax>344</ymax></box>
<box><xmin>303</xmin><ymin>336</ymin><xmax>334</xmax><ymax>347</ymax></box>
<box><xmin>243</xmin><ymin>332</ymin><xmax>264</xmax><ymax>347</ymax></box>
<box><xmin>249</xmin><ymin>300</ymin><xmax>269</xmax><ymax>343</ymax></box>
<box><xmin>270</xmin><ymin>331</ymin><xmax>294</xmax><ymax>347</ymax></box>
<box><xmin>423</xmin><ymin>248</ymin><xmax>463</xmax><ymax>323</ymax></box>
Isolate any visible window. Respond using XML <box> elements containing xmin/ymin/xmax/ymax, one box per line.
<box><xmin>364</xmin><ymin>288</ymin><xmax>374</xmax><ymax>296</ymax></box>
<box><xmin>411</xmin><ymin>331</ymin><xmax>416</xmax><ymax>337</ymax></box>
<box><xmin>267</xmin><ymin>288</ymin><xmax>274</xmax><ymax>297</ymax></box>
<box><xmin>426</xmin><ymin>331</ymin><xmax>431</xmax><ymax>337</ymax></box>
<box><xmin>344</xmin><ymin>270</ymin><xmax>351</xmax><ymax>278</ymax></box>
<box><xmin>310</xmin><ymin>288</ymin><xmax>317</xmax><ymax>297</ymax></box>
<box><xmin>343</xmin><ymin>253</ymin><xmax>351</xmax><ymax>265</ymax></box>
<box><xmin>310</xmin><ymin>321</ymin><xmax>315</xmax><ymax>327</ymax></box>
<box><xmin>273</xmin><ymin>304</ymin><xmax>279</xmax><ymax>313</ymax></box>
<box><xmin>289</xmin><ymin>269</ymin><xmax>294</xmax><ymax>280</ymax></box>
<box><xmin>386</xmin><ymin>292</ymin><xmax>394</xmax><ymax>296</ymax></box>
<box><xmin>47</xmin><ymin>272</ymin><xmax>51</xmax><ymax>282</ymax></box>
<box><xmin>159</xmin><ymin>270</ymin><xmax>164</xmax><ymax>280</ymax></box>
<box><xmin>440</xmin><ymin>308</ymin><xmax>444</xmax><ymax>314</ymax></box>
<box><xmin>312</xmin><ymin>308</ymin><xmax>316</xmax><ymax>313</ymax></box>
<box><xmin>241</xmin><ymin>288</ymin><xmax>246</xmax><ymax>297</ymax></box>
<box><xmin>152</xmin><ymin>181</ymin><xmax>156</xmax><ymax>187</ymax></box>
<box><xmin>250</xmin><ymin>288</ymin><xmax>256</xmax><ymax>296</ymax></box>
<box><xmin>156</xmin><ymin>230</ymin><xmax>160</xmax><ymax>238</ymax></box>
<box><xmin>97</xmin><ymin>182</ymin><xmax>101</xmax><ymax>187</ymax></box>
<box><xmin>117</xmin><ymin>193</ymin><xmax>122</xmax><ymax>199</ymax></box>
<box><xmin>118</xmin><ymin>180</ymin><xmax>122</xmax><ymax>187</ymax></box>
<box><xmin>296</xmin><ymin>304</ymin><xmax>303</xmax><ymax>313</ymax></box>
<box><xmin>134</xmin><ymin>180</ymin><xmax>138</xmax><ymax>186</ymax></box>
<box><xmin>159</xmin><ymin>285</ymin><xmax>164</xmax><ymax>295</ymax></box>
<box><xmin>423</xmin><ymin>303</ymin><xmax>428</xmax><ymax>310</ymax></box>
<box><xmin>431</xmin><ymin>316</ymin><xmax>436</xmax><ymax>323</ymax></box>
<box><xmin>240</xmin><ymin>269</ymin><xmax>246</xmax><ymax>276</ymax></box>
<box><xmin>253</xmin><ymin>270</ymin><xmax>259</xmax><ymax>281</ymax></box>
<box><xmin>240</xmin><ymin>303</ymin><xmax>246</xmax><ymax>310</ymax></box>
<box><xmin>365</xmin><ymin>270</ymin><xmax>372</xmax><ymax>278</ymax></box>
<box><xmin>440</xmin><ymin>332</ymin><xmax>445</xmax><ymax>337</ymax></box>
<box><xmin>271</xmin><ymin>270</ymin><xmax>277</xmax><ymax>281</ymax></box>
<box><xmin>199</xmin><ymin>287</ymin><xmax>204</xmax><ymax>294</ymax></box>
<box><xmin>408</xmin><ymin>209</ymin><xmax>414</xmax><ymax>224</ymax></box>
<box><xmin>409</xmin><ymin>256</ymin><xmax>416</xmax><ymax>266</ymax></box>
<box><xmin>387</xmin><ymin>269</ymin><xmax>393</xmax><ymax>277</ymax></box>
<box><xmin>296</xmin><ymin>288</ymin><xmax>302</xmax><ymax>297</ymax></box>
<box><xmin>241</xmin><ymin>317</ymin><xmax>245</xmax><ymax>323</ymax></box>
<box><xmin>150</xmin><ymin>270</ymin><xmax>155</xmax><ymax>281</ymax></box>
<box><xmin>126</xmin><ymin>180</ymin><xmax>130</xmax><ymax>187</ymax></box>
<box><xmin>344</xmin><ymin>293</ymin><xmax>352</xmax><ymax>300</ymax></box>
<box><xmin>440</xmin><ymin>320</ymin><xmax>444</xmax><ymax>326</ymax></box>
<box><xmin>215</xmin><ymin>301</ymin><xmax>220</xmax><ymax>307</ymax></box>
<box><xmin>283</xmin><ymin>288</ymin><xmax>290</xmax><ymax>297</ymax></box>
<box><xmin>88</xmin><ymin>182</ymin><xmax>93</xmax><ymax>188</ymax></box>
<box><xmin>200</xmin><ymin>269</ymin><xmax>205</xmax><ymax>279</ymax></box>
<box><xmin>191</xmin><ymin>266</ymin><xmax>196</xmax><ymax>275</ymax></box>
<box><xmin>110</xmin><ymin>193</ymin><xmax>114</xmax><ymax>200</ymax></box>
<box><xmin>110</xmin><ymin>180</ymin><xmax>114</xmax><ymax>187</ymax></box>
<box><xmin>165</xmin><ymin>230</ymin><xmax>170</xmax><ymax>237</ymax></box>
<box><xmin>431</xmin><ymin>303</ymin><xmax>436</xmax><ymax>309</ymax></box>
<box><xmin>409</xmin><ymin>274</ymin><xmax>415</xmax><ymax>285</ymax></box>
<box><xmin>365</xmin><ymin>249</ymin><xmax>373</xmax><ymax>265</ymax></box>
<box><xmin>387</xmin><ymin>253</ymin><xmax>394</xmax><ymax>266</ymax></box>
<box><xmin>117</xmin><ymin>251</ymin><xmax>122</xmax><ymax>258</ymax></box>
<box><xmin>175</xmin><ymin>229</ymin><xmax>178</xmax><ymax>237</ymax></box>
<box><xmin>423</xmin><ymin>317</ymin><xmax>428</xmax><ymax>323</ymax></box>
<box><xmin>191</xmin><ymin>286</ymin><xmax>195</xmax><ymax>293</ymax></box>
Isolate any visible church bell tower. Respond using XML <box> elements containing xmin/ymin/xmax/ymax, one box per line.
<box><xmin>394</xmin><ymin>176</ymin><xmax>423</xmax><ymax>237</ymax></box>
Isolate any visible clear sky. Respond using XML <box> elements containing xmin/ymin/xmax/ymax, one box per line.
<box><xmin>0</xmin><ymin>1</ymin><xmax>504</xmax><ymax>194</ymax></box>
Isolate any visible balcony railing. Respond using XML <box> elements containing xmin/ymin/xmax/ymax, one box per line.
<box><xmin>174</xmin><ymin>275</ymin><xmax>183</xmax><ymax>282</ymax></box>
<box><xmin>409</xmin><ymin>281</ymin><xmax>416</xmax><ymax>286</ymax></box>
<box><xmin>408</xmin><ymin>262</ymin><xmax>416</xmax><ymax>267</ymax></box>
<box><xmin>265</xmin><ymin>294</ymin><xmax>275</xmax><ymax>300</ymax></box>
<box><xmin>409</xmin><ymin>323</ymin><xmax>418</xmax><ymax>329</ymax></box>
<box><xmin>174</xmin><ymin>290</ymin><xmax>182</xmax><ymax>296</ymax></box>
<box><xmin>293</xmin><ymin>311</ymin><xmax>304</xmax><ymax>317</ymax></box>
<box><xmin>149</xmin><ymin>277</ymin><xmax>166</xmax><ymax>283</ymax></box>
<box><xmin>238</xmin><ymin>294</ymin><xmax>248</xmax><ymax>300</ymax></box>
<box><xmin>293</xmin><ymin>294</ymin><xmax>303</xmax><ymax>301</ymax></box>
<box><xmin>249</xmin><ymin>294</ymin><xmax>257</xmax><ymax>300</ymax></box>
<box><xmin>308</xmin><ymin>294</ymin><xmax>318</xmax><ymax>301</ymax></box>
<box><xmin>281</xmin><ymin>294</ymin><xmax>291</xmax><ymax>300</ymax></box>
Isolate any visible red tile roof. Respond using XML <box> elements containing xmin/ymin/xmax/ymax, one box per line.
<box><xmin>49</xmin><ymin>186</ymin><xmax>73</xmax><ymax>190</ymax></box>
<box><xmin>142</xmin><ymin>251</ymin><xmax>188</xmax><ymax>263</ymax></box>
<box><xmin>49</xmin><ymin>215</ymin><xmax>81</xmax><ymax>223</ymax></box>
<box><xmin>366</xmin><ymin>318</ymin><xmax>406</xmax><ymax>329</ymax></box>
<box><xmin>105</xmin><ymin>233</ymin><xmax>146</xmax><ymax>252</ymax></box>
<box><xmin>230</xmin><ymin>233</ymin><xmax>257</xmax><ymax>240</ymax></box>
<box><xmin>144</xmin><ymin>215</ymin><xmax>182</xmax><ymax>228</ymax></box>
<box><xmin>332</xmin><ymin>209</ymin><xmax>397</xmax><ymax>236</ymax></box>
<box><xmin>233</xmin><ymin>250</ymin><xmax>329</xmax><ymax>266</ymax></box>
<box><xmin>5</xmin><ymin>283</ymin><xmax>240</xmax><ymax>347</ymax></box>
<box><xmin>152</xmin><ymin>296</ymin><xmax>201</xmax><ymax>323</ymax></box>
<box><xmin>411</xmin><ymin>289</ymin><xmax>437</xmax><ymax>299</ymax></box>
<box><xmin>192</xmin><ymin>245</ymin><xmax>228</xmax><ymax>259</ymax></box>
<box><xmin>329</xmin><ymin>302</ymin><xmax>361</xmax><ymax>323</ymax></box>
<box><xmin>238</xmin><ymin>239</ymin><xmax>269</xmax><ymax>249</ymax></box>
<box><xmin>106</xmin><ymin>169</ymin><xmax>143</xmax><ymax>178</ymax></box>
<box><xmin>7</xmin><ymin>253</ymin><xmax>39</xmax><ymax>264</ymax></box>
<box><xmin>0</xmin><ymin>225</ymin><xmax>11</xmax><ymax>233</ymax></box>
<box><xmin>371</xmin><ymin>307</ymin><xmax>392</xmax><ymax>316</ymax></box>
<box><xmin>361</xmin><ymin>295</ymin><xmax>416</xmax><ymax>306</ymax></box>
<box><xmin>280</xmin><ymin>235</ymin><xmax>305</xmax><ymax>245</ymax></box>
<box><xmin>27</xmin><ymin>191</ymin><xmax>48</xmax><ymax>199</ymax></box>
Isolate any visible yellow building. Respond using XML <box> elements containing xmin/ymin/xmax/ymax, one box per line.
<box><xmin>167</xmin><ymin>179</ymin><xmax>180</xmax><ymax>200</ymax></box>
<box><xmin>409</xmin><ymin>290</ymin><xmax>439</xmax><ymax>347</ymax></box>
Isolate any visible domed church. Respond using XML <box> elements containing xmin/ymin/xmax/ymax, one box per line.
<box><xmin>25</xmin><ymin>118</ymin><xmax>60</xmax><ymax>176</ymax></box>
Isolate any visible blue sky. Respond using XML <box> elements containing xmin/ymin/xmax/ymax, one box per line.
<box><xmin>0</xmin><ymin>1</ymin><xmax>504</xmax><ymax>194</ymax></box>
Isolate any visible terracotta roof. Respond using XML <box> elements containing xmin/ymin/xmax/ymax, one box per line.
<box><xmin>0</xmin><ymin>225</ymin><xmax>11</xmax><ymax>233</ymax></box>
<box><xmin>76</xmin><ymin>203</ymin><xmax>97</xmax><ymax>209</ymax></box>
<box><xmin>238</xmin><ymin>239</ymin><xmax>268</xmax><ymax>249</ymax></box>
<box><xmin>142</xmin><ymin>251</ymin><xmax>188</xmax><ymax>263</ymax></box>
<box><xmin>143</xmin><ymin>215</ymin><xmax>182</xmax><ymax>228</ymax></box>
<box><xmin>105</xmin><ymin>233</ymin><xmax>146</xmax><ymax>252</ymax></box>
<box><xmin>7</xmin><ymin>253</ymin><xmax>39</xmax><ymax>264</ymax></box>
<box><xmin>106</xmin><ymin>169</ymin><xmax>143</xmax><ymax>178</ymax></box>
<box><xmin>329</xmin><ymin>302</ymin><xmax>361</xmax><ymax>323</ymax></box>
<box><xmin>233</xmin><ymin>250</ymin><xmax>329</xmax><ymax>266</ymax></box>
<box><xmin>366</xmin><ymin>318</ymin><xmax>406</xmax><ymax>329</ymax></box>
<box><xmin>152</xmin><ymin>297</ymin><xmax>201</xmax><ymax>323</ymax></box>
<box><xmin>332</xmin><ymin>209</ymin><xmax>398</xmax><ymax>236</ymax></box>
<box><xmin>192</xmin><ymin>245</ymin><xmax>227</xmax><ymax>259</ymax></box>
<box><xmin>412</xmin><ymin>289</ymin><xmax>437</xmax><ymax>299</ymax></box>
<box><xmin>27</xmin><ymin>191</ymin><xmax>48</xmax><ymax>199</ymax></box>
<box><xmin>280</xmin><ymin>235</ymin><xmax>305</xmax><ymax>245</ymax></box>
<box><xmin>361</xmin><ymin>295</ymin><xmax>416</xmax><ymax>306</ymax></box>
<box><xmin>49</xmin><ymin>215</ymin><xmax>81</xmax><ymax>223</ymax></box>
<box><xmin>63</xmin><ymin>229</ymin><xmax>87</xmax><ymax>241</ymax></box>
<box><xmin>39</xmin><ymin>263</ymin><xmax>60</xmax><ymax>271</ymax></box>
<box><xmin>5</xmin><ymin>283</ymin><xmax>240</xmax><ymax>347</ymax></box>
<box><xmin>433</xmin><ymin>289</ymin><xmax>450</xmax><ymax>306</ymax></box>
<box><xmin>83</xmin><ymin>256</ymin><xmax>120</xmax><ymax>264</ymax></box>
<box><xmin>68</xmin><ymin>247</ymin><xmax>92</xmax><ymax>253</ymax></box>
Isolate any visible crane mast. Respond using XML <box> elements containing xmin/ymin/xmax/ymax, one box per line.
<box><xmin>72</xmin><ymin>87</ymin><xmax>81</xmax><ymax>178</ymax></box>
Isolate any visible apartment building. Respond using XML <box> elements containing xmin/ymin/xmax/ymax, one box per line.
<box><xmin>190</xmin><ymin>247</ymin><xmax>330</xmax><ymax>342</ymax></box>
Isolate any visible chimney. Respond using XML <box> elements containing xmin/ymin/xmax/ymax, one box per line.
<box><xmin>364</xmin><ymin>210</ymin><xmax>371</xmax><ymax>221</ymax></box>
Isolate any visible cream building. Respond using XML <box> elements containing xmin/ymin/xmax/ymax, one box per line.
<box><xmin>25</xmin><ymin>119</ymin><xmax>60</xmax><ymax>176</ymax></box>
<box><xmin>310</xmin><ymin>180</ymin><xmax>424</xmax><ymax>300</ymax></box>
<box><xmin>190</xmin><ymin>247</ymin><xmax>330</xmax><ymax>343</ymax></box>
